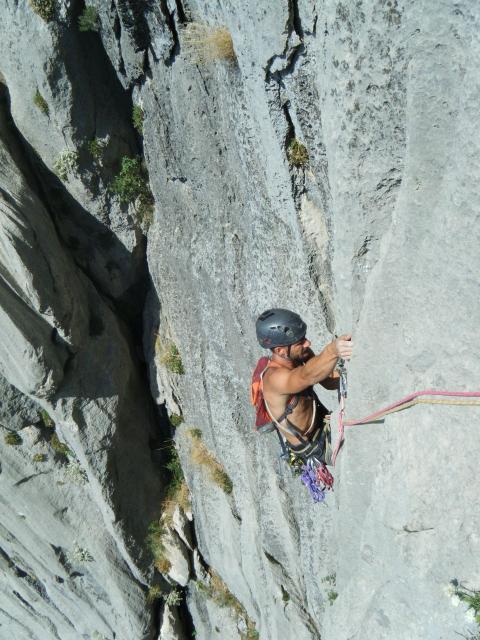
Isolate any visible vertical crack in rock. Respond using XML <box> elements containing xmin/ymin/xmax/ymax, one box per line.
<box><xmin>112</xmin><ymin>8</ymin><xmax>127</xmax><ymax>79</ymax></box>
<box><xmin>262</xmin><ymin>1</ymin><xmax>337</xmax><ymax>333</ymax></box>
<box><xmin>109</xmin><ymin>0</ymin><xmax>156</xmax><ymax>83</ymax></box>
<box><xmin>289</xmin><ymin>0</ymin><xmax>303</xmax><ymax>37</ymax></box>
<box><xmin>115</xmin><ymin>0</ymin><xmax>152</xmax><ymax>51</ymax></box>
<box><xmin>263</xmin><ymin>551</ymin><xmax>321</xmax><ymax>639</ymax></box>
<box><xmin>159</xmin><ymin>0</ymin><xmax>181</xmax><ymax>66</ymax></box>
<box><xmin>174</xmin><ymin>0</ymin><xmax>187</xmax><ymax>24</ymax></box>
<box><xmin>265</xmin><ymin>0</ymin><xmax>305</xmax><ymax>84</ymax></box>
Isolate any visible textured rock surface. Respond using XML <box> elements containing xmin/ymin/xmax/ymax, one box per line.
<box><xmin>1</xmin><ymin>0</ymin><xmax>480</xmax><ymax>639</ymax></box>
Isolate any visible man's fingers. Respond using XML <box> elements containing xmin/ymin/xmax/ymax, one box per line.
<box><xmin>335</xmin><ymin>337</ymin><xmax>353</xmax><ymax>359</ymax></box>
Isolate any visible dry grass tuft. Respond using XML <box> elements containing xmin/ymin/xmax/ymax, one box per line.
<box><xmin>182</xmin><ymin>23</ymin><xmax>236</xmax><ymax>64</ymax></box>
<box><xmin>162</xmin><ymin>480</ymin><xmax>191</xmax><ymax>527</ymax></box>
<box><xmin>146</xmin><ymin>585</ymin><xmax>164</xmax><ymax>604</ymax></box>
<box><xmin>146</xmin><ymin>520</ymin><xmax>172</xmax><ymax>575</ymax></box>
<box><xmin>187</xmin><ymin>429</ymin><xmax>233</xmax><ymax>494</ymax></box>
<box><xmin>155</xmin><ymin>556</ymin><xmax>172</xmax><ymax>574</ymax></box>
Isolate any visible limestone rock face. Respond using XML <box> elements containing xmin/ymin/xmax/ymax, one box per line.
<box><xmin>1</xmin><ymin>1</ymin><xmax>480</xmax><ymax>639</ymax></box>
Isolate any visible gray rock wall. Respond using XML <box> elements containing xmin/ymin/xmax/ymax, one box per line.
<box><xmin>0</xmin><ymin>0</ymin><xmax>479</xmax><ymax>639</ymax></box>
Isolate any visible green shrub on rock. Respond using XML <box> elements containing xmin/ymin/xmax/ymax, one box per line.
<box><xmin>132</xmin><ymin>105</ymin><xmax>144</xmax><ymax>134</ymax></box>
<box><xmin>111</xmin><ymin>156</ymin><xmax>155</xmax><ymax>227</ymax></box>
<box><xmin>169</xmin><ymin>413</ymin><xmax>183</xmax><ymax>428</ymax></box>
<box><xmin>159</xmin><ymin>343</ymin><xmax>184</xmax><ymax>375</ymax></box>
<box><xmin>78</xmin><ymin>6</ymin><xmax>99</xmax><ymax>32</ymax></box>
<box><xmin>87</xmin><ymin>138</ymin><xmax>106</xmax><ymax>161</ymax></box>
<box><xmin>39</xmin><ymin>409</ymin><xmax>55</xmax><ymax>429</ymax></box>
<box><xmin>49</xmin><ymin>433</ymin><xmax>71</xmax><ymax>457</ymax></box>
<box><xmin>111</xmin><ymin>156</ymin><xmax>148</xmax><ymax>203</ymax></box>
<box><xmin>53</xmin><ymin>150</ymin><xmax>79</xmax><ymax>182</ymax></box>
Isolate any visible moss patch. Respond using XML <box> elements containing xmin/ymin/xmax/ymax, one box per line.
<box><xmin>29</xmin><ymin>0</ymin><xmax>55</xmax><ymax>21</ymax></box>
<box><xmin>287</xmin><ymin>138</ymin><xmax>309</xmax><ymax>167</ymax></box>
<box><xmin>78</xmin><ymin>5</ymin><xmax>99</xmax><ymax>32</ymax></box>
<box><xmin>34</xmin><ymin>90</ymin><xmax>49</xmax><ymax>116</ymax></box>
<box><xmin>4</xmin><ymin>431</ymin><xmax>22</xmax><ymax>446</ymax></box>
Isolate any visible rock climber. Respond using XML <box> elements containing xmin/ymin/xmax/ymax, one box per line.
<box><xmin>253</xmin><ymin>308</ymin><xmax>353</xmax><ymax>463</ymax></box>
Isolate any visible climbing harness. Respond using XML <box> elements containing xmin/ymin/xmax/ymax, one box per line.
<box><xmin>250</xmin><ymin>356</ymin><xmax>334</xmax><ymax>502</ymax></box>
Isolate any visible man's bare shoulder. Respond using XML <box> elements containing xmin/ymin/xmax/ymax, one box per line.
<box><xmin>263</xmin><ymin>367</ymin><xmax>295</xmax><ymax>395</ymax></box>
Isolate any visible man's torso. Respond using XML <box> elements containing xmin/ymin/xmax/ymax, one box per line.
<box><xmin>262</xmin><ymin>368</ymin><xmax>326</xmax><ymax>445</ymax></box>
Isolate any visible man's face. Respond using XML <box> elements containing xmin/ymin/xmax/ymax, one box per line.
<box><xmin>288</xmin><ymin>336</ymin><xmax>311</xmax><ymax>362</ymax></box>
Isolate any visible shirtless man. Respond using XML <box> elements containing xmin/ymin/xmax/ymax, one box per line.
<box><xmin>255</xmin><ymin>308</ymin><xmax>353</xmax><ymax>452</ymax></box>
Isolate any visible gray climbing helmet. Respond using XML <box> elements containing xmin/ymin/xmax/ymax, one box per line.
<box><xmin>256</xmin><ymin>308</ymin><xmax>307</xmax><ymax>349</ymax></box>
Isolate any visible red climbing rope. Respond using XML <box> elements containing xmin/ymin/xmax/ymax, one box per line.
<box><xmin>332</xmin><ymin>389</ymin><xmax>480</xmax><ymax>466</ymax></box>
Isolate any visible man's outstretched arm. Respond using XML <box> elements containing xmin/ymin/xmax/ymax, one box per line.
<box><xmin>269</xmin><ymin>335</ymin><xmax>353</xmax><ymax>395</ymax></box>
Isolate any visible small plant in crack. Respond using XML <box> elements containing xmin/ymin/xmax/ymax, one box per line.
<box><xmin>157</xmin><ymin>439</ymin><xmax>191</xmax><ymax>526</ymax></box>
<box><xmin>111</xmin><ymin>156</ymin><xmax>154</xmax><ymax>227</ymax></box>
<box><xmin>29</xmin><ymin>0</ymin><xmax>55</xmax><ymax>21</ymax></box>
<box><xmin>132</xmin><ymin>105</ymin><xmax>144</xmax><ymax>134</ymax></box>
<box><xmin>146</xmin><ymin>584</ymin><xmax>164</xmax><ymax>604</ymax></box>
<box><xmin>39</xmin><ymin>409</ymin><xmax>55</xmax><ymax>429</ymax></box>
<box><xmin>49</xmin><ymin>432</ymin><xmax>72</xmax><ymax>458</ymax></box>
<box><xmin>157</xmin><ymin>341</ymin><xmax>184</xmax><ymax>375</ymax></box>
<box><xmin>446</xmin><ymin>579</ymin><xmax>480</xmax><ymax>627</ymax></box>
<box><xmin>53</xmin><ymin>150</ymin><xmax>79</xmax><ymax>182</ymax></box>
<box><xmin>70</xmin><ymin>542</ymin><xmax>94</xmax><ymax>564</ymax></box>
<box><xmin>78</xmin><ymin>5</ymin><xmax>99</xmax><ymax>32</ymax></box>
<box><xmin>111</xmin><ymin>156</ymin><xmax>148</xmax><ymax>203</ymax></box>
<box><xmin>146</xmin><ymin>520</ymin><xmax>171</xmax><ymax>574</ymax></box>
<box><xmin>322</xmin><ymin>573</ymin><xmax>338</xmax><ymax>605</ymax></box>
<box><xmin>86</xmin><ymin>138</ymin><xmax>107</xmax><ymax>162</ymax></box>
<box><xmin>287</xmin><ymin>138</ymin><xmax>309</xmax><ymax>167</ymax></box>
<box><xmin>33</xmin><ymin>89</ymin><xmax>49</xmax><ymax>116</ymax></box>
<box><xmin>63</xmin><ymin>460</ymin><xmax>88</xmax><ymax>485</ymax></box>
<box><xmin>164</xmin><ymin>588</ymin><xmax>182</xmax><ymax>607</ymax></box>
<box><xmin>169</xmin><ymin>413</ymin><xmax>183</xmax><ymax>428</ymax></box>
<box><xmin>181</xmin><ymin>23</ymin><xmax>236</xmax><ymax>64</ymax></box>
<box><xmin>32</xmin><ymin>453</ymin><xmax>48</xmax><ymax>463</ymax></box>
<box><xmin>4</xmin><ymin>431</ymin><xmax>22</xmax><ymax>446</ymax></box>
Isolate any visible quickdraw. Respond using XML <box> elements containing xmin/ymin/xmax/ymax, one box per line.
<box><xmin>286</xmin><ymin>445</ymin><xmax>334</xmax><ymax>503</ymax></box>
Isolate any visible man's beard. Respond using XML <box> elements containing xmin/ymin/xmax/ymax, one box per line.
<box><xmin>293</xmin><ymin>351</ymin><xmax>309</xmax><ymax>364</ymax></box>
